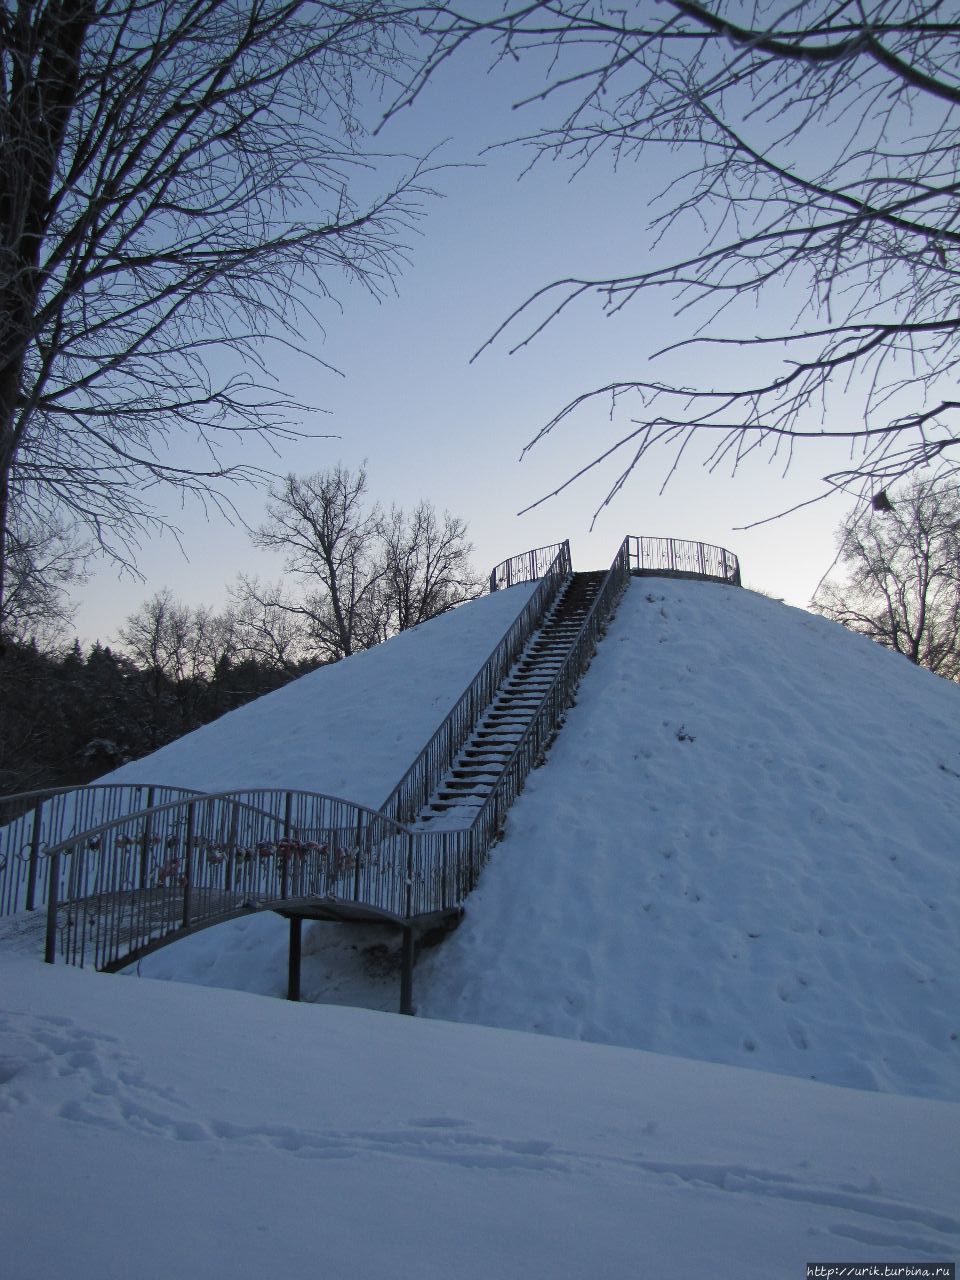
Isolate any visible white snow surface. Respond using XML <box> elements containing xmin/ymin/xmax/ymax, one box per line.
<box><xmin>1</xmin><ymin>957</ymin><xmax>958</xmax><ymax>1279</ymax></box>
<box><xmin>3</xmin><ymin>574</ymin><xmax>960</xmax><ymax>1275</ymax></box>
<box><xmin>417</xmin><ymin>581</ymin><xmax>960</xmax><ymax>1100</ymax></box>
<box><xmin>103</xmin><ymin>581</ymin><xmax>536</xmax><ymax>807</ymax></box>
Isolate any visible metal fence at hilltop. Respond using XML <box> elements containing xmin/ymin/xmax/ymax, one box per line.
<box><xmin>626</xmin><ymin>535</ymin><xmax>741</xmax><ymax>586</ymax></box>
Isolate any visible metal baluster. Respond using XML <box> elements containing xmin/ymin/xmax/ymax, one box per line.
<box><xmin>139</xmin><ymin>787</ymin><xmax>156</xmax><ymax>888</ymax></box>
<box><xmin>182</xmin><ymin>802</ymin><xmax>195</xmax><ymax>928</ymax></box>
<box><xmin>25</xmin><ymin>798</ymin><xmax>43</xmax><ymax>911</ymax></box>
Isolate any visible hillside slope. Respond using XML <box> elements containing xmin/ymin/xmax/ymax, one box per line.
<box><xmin>119</xmin><ymin>574</ymin><xmax>959</xmax><ymax>1100</ymax></box>
<box><xmin>416</xmin><ymin>580</ymin><xmax>960</xmax><ymax>1099</ymax></box>
<box><xmin>104</xmin><ymin>582</ymin><xmax>536</xmax><ymax>808</ymax></box>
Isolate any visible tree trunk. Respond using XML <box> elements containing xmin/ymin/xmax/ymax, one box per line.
<box><xmin>0</xmin><ymin>0</ymin><xmax>94</xmax><ymax>629</ymax></box>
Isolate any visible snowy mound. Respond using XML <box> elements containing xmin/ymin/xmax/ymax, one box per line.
<box><xmin>104</xmin><ymin>582</ymin><xmax>536</xmax><ymax>807</ymax></box>
<box><xmin>7</xmin><ymin>576</ymin><xmax>959</xmax><ymax>1273</ymax></box>
<box><xmin>119</xmin><ymin>575</ymin><xmax>958</xmax><ymax>1101</ymax></box>
<box><xmin>417</xmin><ymin>580</ymin><xmax>960</xmax><ymax>1100</ymax></box>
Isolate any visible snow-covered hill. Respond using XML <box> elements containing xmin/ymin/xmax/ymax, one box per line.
<box><xmin>417</xmin><ymin>581</ymin><xmax>960</xmax><ymax>1099</ymax></box>
<box><xmin>121</xmin><ymin>575</ymin><xmax>960</xmax><ymax>1101</ymax></box>
<box><xmin>4</xmin><ymin>571</ymin><xmax>960</xmax><ymax>1276</ymax></box>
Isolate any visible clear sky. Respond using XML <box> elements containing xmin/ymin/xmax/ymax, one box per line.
<box><xmin>71</xmin><ymin>35</ymin><xmax>861</xmax><ymax>645</ymax></box>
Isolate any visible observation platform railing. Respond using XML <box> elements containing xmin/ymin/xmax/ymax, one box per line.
<box><xmin>627</xmin><ymin>535</ymin><xmax>741</xmax><ymax>586</ymax></box>
<box><xmin>489</xmin><ymin>542</ymin><xmax>570</xmax><ymax>593</ymax></box>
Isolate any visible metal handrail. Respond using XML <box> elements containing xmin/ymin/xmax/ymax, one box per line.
<box><xmin>489</xmin><ymin>542</ymin><xmax>569</xmax><ymax>593</ymax></box>
<box><xmin>627</xmin><ymin>535</ymin><xmax>741</xmax><ymax>586</ymax></box>
<box><xmin>0</xmin><ymin>781</ymin><xmax>204</xmax><ymax>825</ymax></box>
<box><xmin>35</xmin><ymin>788</ymin><xmax>416</xmax><ymax>970</ymax></box>
<box><xmin>379</xmin><ymin>540</ymin><xmax>572</xmax><ymax>826</ymax></box>
<box><xmin>41</xmin><ymin>788</ymin><xmax>411</xmax><ymax>863</ymax></box>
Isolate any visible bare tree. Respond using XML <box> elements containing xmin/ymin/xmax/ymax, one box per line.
<box><xmin>416</xmin><ymin>2</ymin><xmax>960</xmax><ymax>520</ymax></box>
<box><xmin>253</xmin><ymin>466</ymin><xmax>385</xmax><ymax>661</ymax></box>
<box><xmin>230</xmin><ymin>576</ymin><xmax>309</xmax><ymax>673</ymax></box>
<box><xmin>378</xmin><ymin>500</ymin><xmax>484</xmax><ymax>633</ymax></box>
<box><xmin>119</xmin><ymin>587</ymin><xmax>242</xmax><ymax>735</ymax></box>
<box><xmin>0</xmin><ymin>507</ymin><xmax>88</xmax><ymax>644</ymax></box>
<box><xmin>250</xmin><ymin>464</ymin><xmax>483</xmax><ymax>661</ymax></box>
<box><xmin>0</xmin><ymin>0</ymin><xmax>436</xmax><ymax>623</ymax></box>
<box><xmin>814</xmin><ymin>477</ymin><xmax>960</xmax><ymax>678</ymax></box>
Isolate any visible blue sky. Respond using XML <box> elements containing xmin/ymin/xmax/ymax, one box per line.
<box><xmin>73</xmin><ymin>36</ymin><xmax>858</xmax><ymax>643</ymax></box>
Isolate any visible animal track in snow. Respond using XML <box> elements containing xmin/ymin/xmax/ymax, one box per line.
<box><xmin>0</xmin><ymin>1010</ymin><xmax>193</xmax><ymax>1131</ymax></box>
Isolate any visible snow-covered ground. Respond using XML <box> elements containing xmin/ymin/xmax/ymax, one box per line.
<box><xmin>3</xmin><ymin>573</ymin><xmax>959</xmax><ymax>1275</ymax></box>
<box><xmin>2</xmin><ymin>956</ymin><xmax>958</xmax><ymax>1279</ymax></box>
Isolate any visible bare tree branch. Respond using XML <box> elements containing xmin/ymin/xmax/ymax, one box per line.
<box><xmin>418</xmin><ymin>1</ymin><xmax>960</xmax><ymax>520</ymax></box>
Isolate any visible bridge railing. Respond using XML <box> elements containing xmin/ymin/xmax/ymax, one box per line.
<box><xmin>380</xmin><ymin>541</ymin><xmax>572</xmax><ymax>827</ymax></box>
<box><xmin>489</xmin><ymin>542</ymin><xmax>570</xmax><ymax>593</ymax></box>
<box><xmin>627</xmin><ymin>535</ymin><xmax>741</xmax><ymax>586</ymax></box>
<box><xmin>38</xmin><ymin>789</ymin><xmax>415</xmax><ymax>970</ymax></box>
<box><xmin>0</xmin><ymin>783</ymin><xmax>204</xmax><ymax>918</ymax></box>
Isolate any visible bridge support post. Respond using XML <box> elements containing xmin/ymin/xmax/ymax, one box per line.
<box><xmin>399</xmin><ymin>925</ymin><xmax>414</xmax><ymax>1016</ymax></box>
<box><xmin>182</xmin><ymin>801</ymin><xmax>195</xmax><ymax>928</ymax></box>
<box><xmin>44</xmin><ymin>851</ymin><xmax>60</xmax><ymax>964</ymax></box>
<box><xmin>281</xmin><ymin>791</ymin><xmax>292</xmax><ymax>900</ymax></box>
<box><xmin>287</xmin><ymin>915</ymin><xmax>302</xmax><ymax>1001</ymax></box>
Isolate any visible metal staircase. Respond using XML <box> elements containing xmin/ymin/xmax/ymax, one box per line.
<box><xmin>416</xmin><ymin>571</ymin><xmax>607</xmax><ymax>826</ymax></box>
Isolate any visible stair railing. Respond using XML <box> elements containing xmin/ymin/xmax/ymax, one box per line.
<box><xmin>463</xmin><ymin>537</ymin><xmax>633</xmax><ymax>888</ymax></box>
<box><xmin>380</xmin><ymin>541</ymin><xmax>572</xmax><ymax>826</ymax></box>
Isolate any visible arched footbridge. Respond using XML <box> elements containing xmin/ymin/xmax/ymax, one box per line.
<box><xmin>0</xmin><ymin>535</ymin><xmax>740</xmax><ymax>1011</ymax></box>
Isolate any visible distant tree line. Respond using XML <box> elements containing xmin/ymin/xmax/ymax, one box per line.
<box><xmin>0</xmin><ymin>628</ymin><xmax>316</xmax><ymax>796</ymax></box>
<box><xmin>1</xmin><ymin>468</ymin><xmax>483</xmax><ymax>795</ymax></box>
